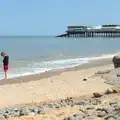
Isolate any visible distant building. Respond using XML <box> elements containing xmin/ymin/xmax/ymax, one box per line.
<box><xmin>101</xmin><ymin>24</ymin><xmax>120</xmax><ymax>31</ymax></box>
<box><xmin>67</xmin><ymin>25</ymin><xmax>92</xmax><ymax>32</ymax></box>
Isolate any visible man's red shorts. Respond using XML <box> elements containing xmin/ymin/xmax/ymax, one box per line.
<box><xmin>4</xmin><ymin>66</ymin><xmax>8</xmax><ymax>71</ymax></box>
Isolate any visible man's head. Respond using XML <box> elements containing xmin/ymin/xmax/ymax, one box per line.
<box><xmin>1</xmin><ymin>52</ymin><xmax>6</xmax><ymax>57</ymax></box>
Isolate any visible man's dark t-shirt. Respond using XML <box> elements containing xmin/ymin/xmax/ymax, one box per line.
<box><xmin>3</xmin><ymin>56</ymin><xmax>9</xmax><ymax>66</ymax></box>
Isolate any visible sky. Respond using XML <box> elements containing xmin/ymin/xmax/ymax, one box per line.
<box><xmin>0</xmin><ymin>0</ymin><xmax>120</xmax><ymax>36</ymax></box>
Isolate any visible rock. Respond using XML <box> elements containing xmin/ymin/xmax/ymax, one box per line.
<box><xmin>75</xmin><ymin>100</ymin><xmax>86</xmax><ymax>105</ymax></box>
<box><xmin>73</xmin><ymin>112</ymin><xmax>86</xmax><ymax>118</ymax></box>
<box><xmin>112</xmin><ymin>54</ymin><xmax>120</xmax><ymax>68</ymax></box>
<box><xmin>86</xmin><ymin>106</ymin><xmax>95</xmax><ymax>110</ymax></box>
<box><xmin>19</xmin><ymin>108</ymin><xmax>30</xmax><ymax>116</ymax></box>
<box><xmin>10</xmin><ymin>110</ymin><xmax>20</xmax><ymax>117</ymax></box>
<box><xmin>3</xmin><ymin>113</ymin><xmax>9</xmax><ymax>118</ymax></box>
<box><xmin>109</xmin><ymin>100</ymin><xmax>117</xmax><ymax>105</ymax></box>
<box><xmin>47</xmin><ymin>103</ymin><xmax>55</xmax><ymax>108</ymax></box>
<box><xmin>112</xmin><ymin>89</ymin><xmax>118</xmax><ymax>93</ymax></box>
<box><xmin>113</xmin><ymin>113</ymin><xmax>120</xmax><ymax>119</ymax></box>
<box><xmin>29</xmin><ymin>107</ymin><xmax>41</xmax><ymax>114</ymax></box>
<box><xmin>97</xmin><ymin>111</ymin><xmax>106</xmax><ymax>117</ymax></box>
<box><xmin>105</xmin><ymin>117</ymin><xmax>116</xmax><ymax>120</ymax></box>
<box><xmin>114</xmin><ymin>104</ymin><xmax>120</xmax><ymax>111</ymax></box>
<box><xmin>54</xmin><ymin>103</ymin><xmax>61</xmax><ymax>108</ymax></box>
<box><xmin>91</xmin><ymin>111</ymin><xmax>99</xmax><ymax>117</ymax></box>
<box><xmin>60</xmin><ymin>100</ymin><xmax>68</xmax><ymax>107</ymax></box>
<box><xmin>102</xmin><ymin>107</ymin><xmax>114</xmax><ymax>114</ymax></box>
<box><xmin>90</xmin><ymin>99</ymin><xmax>98</xmax><ymax>105</ymax></box>
<box><xmin>105</xmin><ymin>89</ymin><xmax>113</xmax><ymax>94</ymax></box>
<box><xmin>104</xmin><ymin>115</ymin><xmax>117</xmax><ymax>120</ymax></box>
<box><xmin>93</xmin><ymin>93</ymin><xmax>102</xmax><ymax>98</ymax></box>
<box><xmin>66</xmin><ymin>116</ymin><xmax>75</xmax><ymax>120</ymax></box>
<box><xmin>84</xmin><ymin>110</ymin><xmax>94</xmax><ymax>116</ymax></box>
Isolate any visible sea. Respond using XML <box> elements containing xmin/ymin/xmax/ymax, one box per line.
<box><xmin>0</xmin><ymin>36</ymin><xmax>120</xmax><ymax>80</ymax></box>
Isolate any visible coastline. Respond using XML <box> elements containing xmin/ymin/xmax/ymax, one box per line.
<box><xmin>0</xmin><ymin>58</ymin><xmax>114</xmax><ymax>109</ymax></box>
<box><xmin>0</xmin><ymin>58</ymin><xmax>118</xmax><ymax>119</ymax></box>
<box><xmin>0</xmin><ymin>58</ymin><xmax>112</xmax><ymax>85</ymax></box>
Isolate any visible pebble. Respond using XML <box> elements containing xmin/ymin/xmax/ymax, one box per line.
<box><xmin>114</xmin><ymin>104</ymin><xmax>120</xmax><ymax>111</ymax></box>
<box><xmin>93</xmin><ymin>93</ymin><xmax>102</xmax><ymax>98</ymax></box>
<box><xmin>73</xmin><ymin>112</ymin><xmax>86</xmax><ymax>118</ymax></box>
<box><xmin>54</xmin><ymin>103</ymin><xmax>61</xmax><ymax>108</ymax></box>
<box><xmin>112</xmin><ymin>89</ymin><xmax>118</xmax><ymax>93</ymax></box>
<box><xmin>0</xmin><ymin>94</ymin><xmax>119</xmax><ymax>119</ymax></box>
<box><xmin>109</xmin><ymin>100</ymin><xmax>117</xmax><ymax>105</ymax></box>
<box><xmin>102</xmin><ymin>107</ymin><xmax>114</xmax><ymax>114</ymax></box>
<box><xmin>105</xmin><ymin>89</ymin><xmax>113</xmax><ymax>94</ymax></box>
<box><xmin>97</xmin><ymin>111</ymin><xmax>106</xmax><ymax>117</ymax></box>
<box><xmin>86</xmin><ymin>106</ymin><xmax>95</xmax><ymax>110</ymax></box>
<box><xmin>75</xmin><ymin>100</ymin><xmax>86</xmax><ymax>105</ymax></box>
<box><xmin>47</xmin><ymin>103</ymin><xmax>55</xmax><ymax>108</ymax></box>
<box><xmin>29</xmin><ymin>107</ymin><xmax>41</xmax><ymax>114</ymax></box>
<box><xmin>19</xmin><ymin>108</ymin><xmax>30</xmax><ymax>116</ymax></box>
<box><xmin>67</xmin><ymin>116</ymin><xmax>75</xmax><ymax>120</ymax></box>
<box><xmin>104</xmin><ymin>115</ymin><xmax>117</xmax><ymax>120</ymax></box>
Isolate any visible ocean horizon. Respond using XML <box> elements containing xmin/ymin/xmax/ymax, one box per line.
<box><xmin>0</xmin><ymin>36</ymin><xmax>119</xmax><ymax>80</ymax></box>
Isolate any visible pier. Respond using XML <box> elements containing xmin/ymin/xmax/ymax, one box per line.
<box><xmin>56</xmin><ymin>24</ymin><xmax>120</xmax><ymax>37</ymax></box>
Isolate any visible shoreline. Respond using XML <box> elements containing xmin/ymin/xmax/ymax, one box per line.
<box><xmin>0</xmin><ymin>58</ymin><xmax>114</xmax><ymax>109</ymax></box>
<box><xmin>0</xmin><ymin>58</ymin><xmax>112</xmax><ymax>85</ymax></box>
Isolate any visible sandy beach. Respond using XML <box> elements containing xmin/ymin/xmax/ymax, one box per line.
<box><xmin>0</xmin><ymin>62</ymin><xmax>113</xmax><ymax>108</ymax></box>
<box><xmin>0</xmin><ymin>59</ymin><xmax>119</xmax><ymax>119</ymax></box>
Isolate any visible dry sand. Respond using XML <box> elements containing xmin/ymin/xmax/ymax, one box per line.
<box><xmin>0</xmin><ymin>63</ymin><xmax>115</xmax><ymax>120</ymax></box>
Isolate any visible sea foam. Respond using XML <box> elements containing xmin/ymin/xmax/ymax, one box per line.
<box><xmin>0</xmin><ymin>53</ymin><xmax>115</xmax><ymax>80</ymax></box>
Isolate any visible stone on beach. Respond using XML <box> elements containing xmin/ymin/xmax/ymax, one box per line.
<box><xmin>93</xmin><ymin>93</ymin><xmax>103</xmax><ymax>98</ymax></box>
<box><xmin>112</xmin><ymin>54</ymin><xmax>120</xmax><ymax>68</ymax></box>
<box><xmin>105</xmin><ymin>89</ymin><xmax>113</xmax><ymax>94</ymax></box>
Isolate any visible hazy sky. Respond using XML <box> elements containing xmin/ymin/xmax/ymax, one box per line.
<box><xmin>0</xmin><ymin>0</ymin><xmax>120</xmax><ymax>36</ymax></box>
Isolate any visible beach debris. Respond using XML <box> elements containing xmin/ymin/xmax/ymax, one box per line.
<box><xmin>83</xmin><ymin>78</ymin><xmax>87</xmax><ymax>81</ymax></box>
<box><xmin>93</xmin><ymin>93</ymin><xmax>103</xmax><ymax>98</ymax></box>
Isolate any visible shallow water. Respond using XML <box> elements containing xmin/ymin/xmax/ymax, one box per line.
<box><xmin>0</xmin><ymin>36</ymin><xmax>119</xmax><ymax>79</ymax></box>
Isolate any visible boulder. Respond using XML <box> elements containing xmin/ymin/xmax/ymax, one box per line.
<box><xmin>112</xmin><ymin>54</ymin><xmax>120</xmax><ymax>68</ymax></box>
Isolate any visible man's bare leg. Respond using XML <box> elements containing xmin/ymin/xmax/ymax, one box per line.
<box><xmin>4</xmin><ymin>71</ymin><xmax>7</xmax><ymax>79</ymax></box>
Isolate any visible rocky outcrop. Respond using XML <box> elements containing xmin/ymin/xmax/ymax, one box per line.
<box><xmin>94</xmin><ymin>68</ymin><xmax>120</xmax><ymax>85</ymax></box>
